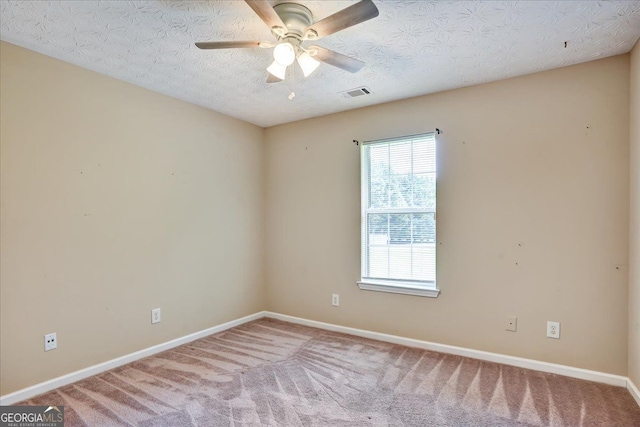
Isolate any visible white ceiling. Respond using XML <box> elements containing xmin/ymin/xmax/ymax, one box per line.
<box><xmin>1</xmin><ymin>1</ymin><xmax>640</xmax><ymax>127</ymax></box>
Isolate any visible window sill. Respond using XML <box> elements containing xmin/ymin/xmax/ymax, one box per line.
<box><xmin>357</xmin><ymin>280</ymin><xmax>440</xmax><ymax>298</ymax></box>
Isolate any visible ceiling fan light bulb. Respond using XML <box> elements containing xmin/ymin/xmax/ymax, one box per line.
<box><xmin>297</xmin><ymin>52</ymin><xmax>320</xmax><ymax>77</ymax></box>
<box><xmin>267</xmin><ymin>61</ymin><xmax>287</xmax><ymax>80</ymax></box>
<box><xmin>273</xmin><ymin>42</ymin><xmax>295</xmax><ymax>66</ymax></box>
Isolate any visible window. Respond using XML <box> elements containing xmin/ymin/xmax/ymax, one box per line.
<box><xmin>358</xmin><ymin>133</ymin><xmax>439</xmax><ymax>297</ymax></box>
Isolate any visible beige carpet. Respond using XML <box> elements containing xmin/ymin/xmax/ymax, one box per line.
<box><xmin>21</xmin><ymin>318</ymin><xmax>640</xmax><ymax>426</ymax></box>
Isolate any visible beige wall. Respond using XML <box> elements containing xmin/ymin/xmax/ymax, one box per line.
<box><xmin>630</xmin><ymin>39</ymin><xmax>640</xmax><ymax>387</ymax></box>
<box><xmin>0</xmin><ymin>41</ymin><xmax>265</xmax><ymax>395</ymax></box>
<box><xmin>1</xmin><ymin>39</ymin><xmax>636</xmax><ymax>397</ymax></box>
<box><xmin>265</xmin><ymin>55</ymin><xmax>631</xmax><ymax>375</ymax></box>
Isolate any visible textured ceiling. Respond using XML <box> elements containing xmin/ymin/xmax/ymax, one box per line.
<box><xmin>1</xmin><ymin>1</ymin><xmax>640</xmax><ymax>127</ymax></box>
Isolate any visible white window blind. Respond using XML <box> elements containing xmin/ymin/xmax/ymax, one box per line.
<box><xmin>358</xmin><ymin>133</ymin><xmax>438</xmax><ymax>297</ymax></box>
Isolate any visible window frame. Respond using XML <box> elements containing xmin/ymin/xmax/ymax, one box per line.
<box><xmin>357</xmin><ymin>132</ymin><xmax>440</xmax><ymax>298</ymax></box>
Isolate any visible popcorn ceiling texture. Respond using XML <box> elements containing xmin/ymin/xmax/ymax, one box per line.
<box><xmin>1</xmin><ymin>0</ymin><xmax>639</xmax><ymax>127</ymax></box>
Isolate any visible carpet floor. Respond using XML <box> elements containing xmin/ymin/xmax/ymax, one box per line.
<box><xmin>21</xmin><ymin>318</ymin><xmax>640</xmax><ymax>426</ymax></box>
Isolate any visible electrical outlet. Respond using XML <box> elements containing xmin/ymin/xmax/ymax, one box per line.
<box><xmin>331</xmin><ymin>294</ymin><xmax>339</xmax><ymax>307</ymax></box>
<box><xmin>44</xmin><ymin>333</ymin><xmax>57</xmax><ymax>351</ymax></box>
<box><xmin>151</xmin><ymin>308</ymin><xmax>161</xmax><ymax>324</ymax></box>
<box><xmin>547</xmin><ymin>321</ymin><xmax>560</xmax><ymax>339</ymax></box>
<box><xmin>506</xmin><ymin>316</ymin><xmax>517</xmax><ymax>332</ymax></box>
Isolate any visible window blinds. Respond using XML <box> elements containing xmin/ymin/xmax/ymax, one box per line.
<box><xmin>361</xmin><ymin>133</ymin><xmax>436</xmax><ymax>286</ymax></box>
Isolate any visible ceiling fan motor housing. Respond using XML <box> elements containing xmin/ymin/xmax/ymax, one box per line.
<box><xmin>273</xmin><ymin>3</ymin><xmax>313</xmax><ymax>40</ymax></box>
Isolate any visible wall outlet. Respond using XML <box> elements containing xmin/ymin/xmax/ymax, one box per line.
<box><xmin>331</xmin><ymin>294</ymin><xmax>339</xmax><ymax>307</ymax></box>
<box><xmin>44</xmin><ymin>333</ymin><xmax>57</xmax><ymax>351</ymax></box>
<box><xmin>151</xmin><ymin>308</ymin><xmax>161</xmax><ymax>324</ymax></box>
<box><xmin>506</xmin><ymin>316</ymin><xmax>517</xmax><ymax>332</ymax></box>
<box><xmin>547</xmin><ymin>321</ymin><xmax>560</xmax><ymax>339</ymax></box>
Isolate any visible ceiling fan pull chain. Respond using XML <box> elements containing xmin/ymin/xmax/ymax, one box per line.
<box><xmin>288</xmin><ymin>63</ymin><xmax>296</xmax><ymax>101</ymax></box>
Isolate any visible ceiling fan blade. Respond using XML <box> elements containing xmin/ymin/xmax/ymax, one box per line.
<box><xmin>195</xmin><ymin>41</ymin><xmax>262</xmax><ymax>49</ymax></box>
<box><xmin>310</xmin><ymin>46</ymin><xmax>365</xmax><ymax>73</ymax></box>
<box><xmin>305</xmin><ymin>0</ymin><xmax>379</xmax><ymax>39</ymax></box>
<box><xmin>266</xmin><ymin>73</ymin><xmax>282</xmax><ymax>83</ymax></box>
<box><xmin>245</xmin><ymin>0</ymin><xmax>286</xmax><ymax>32</ymax></box>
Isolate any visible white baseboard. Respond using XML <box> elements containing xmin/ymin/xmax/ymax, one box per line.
<box><xmin>264</xmin><ymin>311</ymin><xmax>629</xmax><ymax>388</ymax></box>
<box><xmin>2</xmin><ymin>310</ymin><xmax>635</xmax><ymax>408</ymax></box>
<box><xmin>0</xmin><ymin>311</ymin><xmax>265</xmax><ymax>406</ymax></box>
<box><xmin>628</xmin><ymin>378</ymin><xmax>640</xmax><ymax>407</ymax></box>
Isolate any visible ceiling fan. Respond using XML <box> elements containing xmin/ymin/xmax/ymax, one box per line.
<box><xmin>195</xmin><ymin>0</ymin><xmax>379</xmax><ymax>83</ymax></box>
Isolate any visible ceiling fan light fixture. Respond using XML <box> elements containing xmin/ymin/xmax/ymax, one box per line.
<box><xmin>196</xmin><ymin>0</ymin><xmax>380</xmax><ymax>87</ymax></box>
<box><xmin>273</xmin><ymin>42</ymin><xmax>296</xmax><ymax>66</ymax></box>
<box><xmin>267</xmin><ymin>61</ymin><xmax>287</xmax><ymax>80</ymax></box>
<box><xmin>297</xmin><ymin>51</ymin><xmax>320</xmax><ymax>77</ymax></box>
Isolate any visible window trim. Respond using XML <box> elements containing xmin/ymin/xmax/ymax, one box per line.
<box><xmin>358</xmin><ymin>132</ymin><xmax>439</xmax><ymax>298</ymax></box>
<box><xmin>357</xmin><ymin>280</ymin><xmax>440</xmax><ymax>297</ymax></box>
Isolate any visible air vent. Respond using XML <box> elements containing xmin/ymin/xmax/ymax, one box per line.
<box><xmin>340</xmin><ymin>86</ymin><xmax>372</xmax><ymax>98</ymax></box>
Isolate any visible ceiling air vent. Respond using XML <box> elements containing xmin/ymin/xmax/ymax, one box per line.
<box><xmin>340</xmin><ymin>86</ymin><xmax>372</xmax><ymax>98</ymax></box>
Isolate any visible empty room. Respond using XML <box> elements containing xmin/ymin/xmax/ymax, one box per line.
<box><xmin>1</xmin><ymin>0</ymin><xmax>640</xmax><ymax>425</ymax></box>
